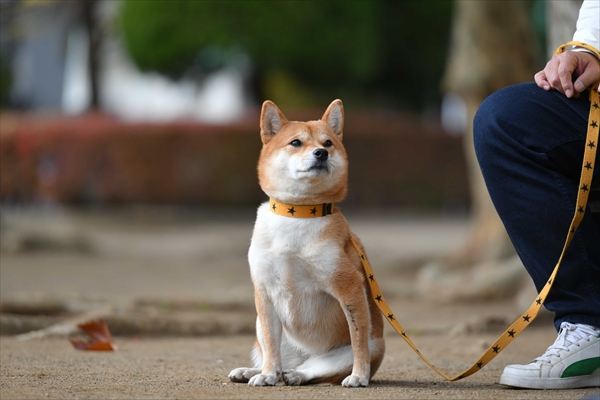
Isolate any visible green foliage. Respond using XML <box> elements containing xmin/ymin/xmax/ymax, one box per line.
<box><xmin>119</xmin><ymin>0</ymin><xmax>453</xmax><ymax>110</ymax></box>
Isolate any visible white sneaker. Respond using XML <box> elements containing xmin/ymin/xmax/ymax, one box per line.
<box><xmin>499</xmin><ymin>322</ymin><xmax>600</xmax><ymax>389</ymax></box>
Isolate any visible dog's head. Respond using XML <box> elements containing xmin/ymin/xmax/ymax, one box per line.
<box><xmin>257</xmin><ymin>99</ymin><xmax>348</xmax><ymax>205</ymax></box>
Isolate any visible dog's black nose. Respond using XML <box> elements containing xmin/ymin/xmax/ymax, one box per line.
<box><xmin>313</xmin><ymin>148</ymin><xmax>329</xmax><ymax>161</ymax></box>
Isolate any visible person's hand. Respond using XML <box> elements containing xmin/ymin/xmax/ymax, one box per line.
<box><xmin>534</xmin><ymin>51</ymin><xmax>600</xmax><ymax>99</ymax></box>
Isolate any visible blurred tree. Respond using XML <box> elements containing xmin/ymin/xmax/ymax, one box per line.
<box><xmin>118</xmin><ymin>0</ymin><xmax>453</xmax><ymax>110</ymax></box>
<box><xmin>546</xmin><ymin>0</ymin><xmax>583</xmax><ymax>58</ymax></box>
<box><xmin>80</xmin><ymin>0</ymin><xmax>100</xmax><ymax>109</ymax></box>
<box><xmin>417</xmin><ymin>0</ymin><xmax>543</xmax><ymax>301</ymax></box>
<box><xmin>0</xmin><ymin>62</ymin><xmax>11</xmax><ymax>109</ymax></box>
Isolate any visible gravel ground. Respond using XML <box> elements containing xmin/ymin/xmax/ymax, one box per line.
<box><xmin>2</xmin><ymin>330</ymin><xmax>598</xmax><ymax>399</ymax></box>
<box><xmin>1</xmin><ymin>206</ymin><xmax>598</xmax><ymax>399</ymax></box>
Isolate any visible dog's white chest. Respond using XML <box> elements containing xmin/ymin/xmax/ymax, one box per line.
<box><xmin>249</xmin><ymin>202</ymin><xmax>339</xmax><ymax>276</ymax></box>
<box><xmin>248</xmin><ymin>203</ymin><xmax>342</xmax><ymax>337</ymax></box>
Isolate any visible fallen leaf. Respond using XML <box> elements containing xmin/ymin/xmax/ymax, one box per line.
<box><xmin>69</xmin><ymin>320</ymin><xmax>117</xmax><ymax>351</ymax></box>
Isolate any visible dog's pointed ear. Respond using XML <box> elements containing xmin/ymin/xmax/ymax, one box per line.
<box><xmin>321</xmin><ymin>99</ymin><xmax>344</xmax><ymax>139</ymax></box>
<box><xmin>260</xmin><ymin>100</ymin><xmax>288</xmax><ymax>144</ymax></box>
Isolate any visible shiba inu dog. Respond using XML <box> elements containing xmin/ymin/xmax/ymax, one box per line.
<box><xmin>228</xmin><ymin>99</ymin><xmax>385</xmax><ymax>387</ymax></box>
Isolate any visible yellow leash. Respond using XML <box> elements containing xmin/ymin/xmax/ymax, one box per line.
<box><xmin>270</xmin><ymin>41</ymin><xmax>600</xmax><ymax>381</ymax></box>
<box><xmin>355</xmin><ymin>41</ymin><xmax>600</xmax><ymax>381</ymax></box>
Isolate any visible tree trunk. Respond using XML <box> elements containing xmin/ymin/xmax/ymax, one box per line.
<box><xmin>442</xmin><ymin>0</ymin><xmax>539</xmax><ymax>269</ymax></box>
<box><xmin>81</xmin><ymin>0</ymin><xmax>100</xmax><ymax>110</ymax></box>
<box><xmin>417</xmin><ymin>0</ymin><xmax>540</xmax><ymax>300</ymax></box>
<box><xmin>546</xmin><ymin>0</ymin><xmax>583</xmax><ymax>58</ymax></box>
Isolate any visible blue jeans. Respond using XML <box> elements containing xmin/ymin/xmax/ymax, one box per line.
<box><xmin>474</xmin><ymin>82</ymin><xmax>600</xmax><ymax>331</ymax></box>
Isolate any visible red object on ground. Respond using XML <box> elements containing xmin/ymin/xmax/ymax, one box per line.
<box><xmin>69</xmin><ymin>320</ymin><xmax>118</xmax><ymax>351</ymax></box>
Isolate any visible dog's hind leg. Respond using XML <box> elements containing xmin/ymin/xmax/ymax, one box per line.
<box><xmin>282</xmin><ymin>344</ymin><xmax>354</xmax><ymax>386</ymax></box>
<box><xmin>282</xmin><ymin>338</ymin><xmax>385</xmax><ymax>386</ymax></box>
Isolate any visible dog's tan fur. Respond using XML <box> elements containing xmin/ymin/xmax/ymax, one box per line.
<box><xmin>228</xmin><ymin>100</ymin><xmax>385</xmax><ymax>387</ymax></box>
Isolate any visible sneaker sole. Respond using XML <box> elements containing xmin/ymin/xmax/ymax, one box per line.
<box><xmin>499</xmin><ymin>369</ymin><xmax>600</xmax><ymax>389</ymax></box>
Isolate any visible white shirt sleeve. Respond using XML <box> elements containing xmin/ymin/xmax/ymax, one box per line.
<box><xmin>572</xmin><ymin>0</ymin><xmax>600</xmax><ymax>57</ymax></box>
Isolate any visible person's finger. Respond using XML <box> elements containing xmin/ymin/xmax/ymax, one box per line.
<box><xmin>534</xmin><ymin>70</ymin><xmax>551</xmax><ymax>90</ymax></box>
<box><xmin>573</xmin><ymin>61</ymin><xmax>600</xmax><ymax>93</ymax></box>
<box><xmin>544</xmin><ymin>57</ymin><xmax>565</xmax><ymax>94</ymax></box>
<box><xmin>557</xmin><ymin>56</ymin><xmax>578</xmax><ymax>98</ymax></box>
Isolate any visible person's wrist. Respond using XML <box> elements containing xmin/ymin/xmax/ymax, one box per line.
<box><xmin>572</xmin><ymin>47</ymin><xmax>600</xmax><ymax>62</ymax></box>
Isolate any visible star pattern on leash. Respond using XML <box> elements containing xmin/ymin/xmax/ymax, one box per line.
<box><xmin>264</xmin><ymin>76</ymin><xmax>596</xmax><ymax>383</ymax></box>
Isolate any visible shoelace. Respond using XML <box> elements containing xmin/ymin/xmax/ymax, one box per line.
<box><xmin>534</xmin><ymin>322</ymin><xmax>598</xmax><ymax>363</ymax></box>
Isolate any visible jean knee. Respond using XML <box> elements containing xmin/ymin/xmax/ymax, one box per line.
<box><xmin>473</xmin><ymin>83</ymin><xmax>533</xmax><ymax>165</ymax></box>
<box><xmin>473</xmin><ymin>93</ymin><xmax>504</xmax><ymax>168</ymax></box>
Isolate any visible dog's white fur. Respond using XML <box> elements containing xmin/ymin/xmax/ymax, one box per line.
<box><xmin>228</xmin><ymin>100</ymin><xmax>385</xmax><ymax>387</ymax></box>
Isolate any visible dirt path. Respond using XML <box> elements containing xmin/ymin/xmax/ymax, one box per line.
<box><xmin>2</xmin><ymin>329</ymin><xmax>598</xmax><ymax>399</ymax></box>
<box><xmin>1</xmin><ymin>207</ymin><xmax>598</xmax><ymax>399</ymax></box>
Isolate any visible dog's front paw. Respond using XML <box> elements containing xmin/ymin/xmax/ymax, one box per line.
<box><xmin>248</xmin><ymin>373</ymin><xmax>279</xmax><ymax>386</ymax></box>
<box><xmin>229</xmin><ymin>367</ymin><xmax>261</xmax><ymax>383</ymax></box>
<box><xmin>282</xmin><ymin>369</ymin><xmax>304</xmax><ymax>386</ymax></box>
<box><xmin>341</xmin><ymin>374</ymin><xmax>369</xmax><ymax>387</ymax></box>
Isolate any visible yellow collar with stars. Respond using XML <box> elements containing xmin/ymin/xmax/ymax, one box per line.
<box><xmin>269</xmin><ymin>198</ymin><xmax>335</xmax><ymax>218</ymax></box>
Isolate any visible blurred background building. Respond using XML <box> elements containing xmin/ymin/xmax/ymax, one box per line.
<box><xmin>1</xmin><ymin>0</ymin><xmax>250</xmax><ymax>122</ymax></box>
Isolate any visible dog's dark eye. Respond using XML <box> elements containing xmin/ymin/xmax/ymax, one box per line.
<box><xmin>323</xmin><ymin>140</ymin><xmax>332</xmax><ymax>147</ymax></box>
<box><xmin>290</xmin><ymin>139</ymin><xmax>302</xmax><ymax>147</ymax></box>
